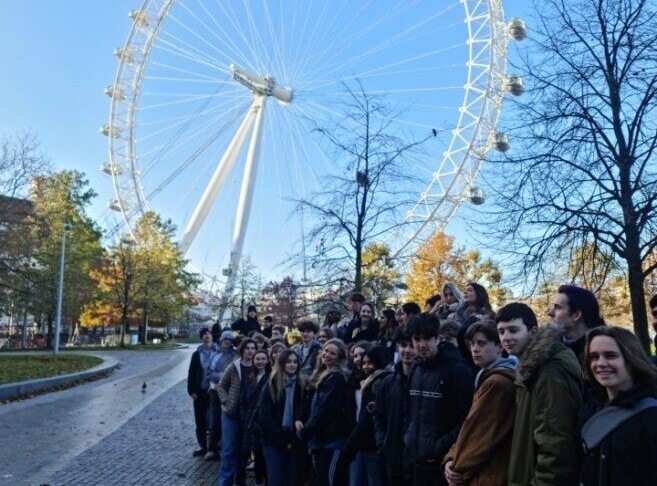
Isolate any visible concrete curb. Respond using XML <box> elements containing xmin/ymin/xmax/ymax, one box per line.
<box><xmin>0</xmin><ymin>354</ymin><xmax>119</xmax><ymax>401</ymax></box>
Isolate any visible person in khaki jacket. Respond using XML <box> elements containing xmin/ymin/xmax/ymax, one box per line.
<box><xmin>442</xmin><ymin>320</ymin><xmax>517</xmax><ymax>486</ymax></box>
<box><xmin>497</xmin><ymin>303</ymin><xmax>582</xmax><ymax>486</ymax></box>
<box><xmin>217</xmin><ymin>338</ymin><xmax>257</xmax><ymax>486</ymax></box>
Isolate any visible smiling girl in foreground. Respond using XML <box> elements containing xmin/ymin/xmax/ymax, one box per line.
<box><xmin>580</xmin><ymin>326</ymin><xmax>657</xmax><ymax>486</ymax></box>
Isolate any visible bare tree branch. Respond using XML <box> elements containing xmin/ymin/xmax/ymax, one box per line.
<box><xmin>478</xmin><ymin>0</ymin><xmax>657</xmax><ymax>349</ymax></box>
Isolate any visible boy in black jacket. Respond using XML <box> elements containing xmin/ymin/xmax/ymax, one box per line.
<box><xmin>187</xmin><ymin>327</ymin><xmax>217</xmax><ymax>457</ymax></box>
<box><xmin>374</xmin><ymin>328</ymin><xmax>416</xmax><ymax>486</ymax></box>
<box><xmin>404</xmin><ymin>313</ymin><xmax>473</xmax><ymax>486</ymax></box>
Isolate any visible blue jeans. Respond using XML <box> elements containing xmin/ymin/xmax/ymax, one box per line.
<box><xmin>349</xmin><ymin>452</ymin><xmax>366</xmax><ymax>486</ymax></box>
<box><xmin>263</xmin><ymin>444</ymin><xmax>299</xmax><ymax>486</ymax></box>
<box><xmin>350</xmin><ymin>451</ymin><xmax>383</xmax><ymax>486</ymax></box>
<box><xmin>218</xmin><ymin>412</ymin><xmax>240</xmax><ymax>486</ymax></box>
<box><xmin>363</xmin><ymin>451</ymin><xmax>384</xmax><ymax>486</ymax></box>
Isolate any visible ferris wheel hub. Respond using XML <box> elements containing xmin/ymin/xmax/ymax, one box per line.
<box><xmin>230</xmin><ymin>63</ymin><xmax>293</xmax><ymax>104</ymax></box>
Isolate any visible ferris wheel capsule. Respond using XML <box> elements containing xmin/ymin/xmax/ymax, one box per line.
<box><xmin>508</xmin><ymin>18</ymin><xmax>527</xmax><ymax>41</ymax></box>
<box><xmin>104</xmin><ymin>86</ymin><xmax>125</xmax><ymax>102</ymax></box>
<box><xmin>129</xmin><ymin>9</ymin><xmax>149</xmax><ymax>27</ymax></box>
<box><xmin>108</xmin><ymin>198</ymin><xmax>126</xmax><ymax>212</ymax></box>
<box><xmin>100</xmin><ymin>124</ymin><xmax>121</xmax><ymax>139</ymax></box>
<box><xmin>113</xmin><ymin>48</ymin><xmax>134</xmax><ymax>63</ymax></box>
<box><xmin>466</xmin><ymin>185</ymin><xmax>485</xmax><ymax>205</ymax></box>
<box><xmin>504</xmin><ymin>75</ymin><xmax>525</xmax><ymax>96</ymax></box>
<box><xmin>491</xmin><ymin>131</ymin><xmax>510</xmax><ymax>152</ymax></box>
<box><xmin>101</xmin><ymin>162</ymin><xmax>121</xmax><ymax>176</ymax></box>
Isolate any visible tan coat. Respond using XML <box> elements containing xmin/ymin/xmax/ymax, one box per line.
<box><xmin>217</xmin><ymin>358</ymin><xmax>245</xmax><ymax>418</ymax></box>
<box><xmin>443</xmin><ymin>366</ymin><xmax>516</xmax><ymax>486</ymax></box>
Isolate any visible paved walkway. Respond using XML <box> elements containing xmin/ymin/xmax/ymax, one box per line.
<box><xmin>48</xmin><ymin>380</ymin><xmax>222</xmax><ymax>486</ymax></box>
<box><xmin>0</xmin><ymin>349</ymin><xmax>254</xmax><ymax>486</ymax></box>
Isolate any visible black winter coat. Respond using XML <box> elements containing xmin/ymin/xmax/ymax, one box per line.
<box><xmin>404</xmin><ymin>342</ymin><xmax>474</xmax><ymax>465</ymax></box>
<box><xmin>187</xmin><ymin>347</ymin><xmax>212</xmax><ymax>396</ymax></box>
<box><xmin>342</xmin><ymin>369</ymin><xmax>392</xmax><ymax>461</ymax></box>
<box><xmin>580</xmin><ymin>385</ymin><xmax>657</xmax><ymax>486</ymax></box>
<box><xmin>346</xmin><ymin>318</ymin><xmax>380</xmax><ymax>344</ymax></box>
<box><xmin>304</xmin><ymin>371</ymin><xmax>352</xmax><ymax>449</ymax></box>
<box><xmin>374</xmin><ymin>363</ymin><xmax>411</xmax><ymax>475</ymax></box>
<box><xmin>257</xmin><ymin>379</ymin><xmax>304</xmax><ymax>448</ymax></box>
<box><xmin>231</xmin><ymin>317</ymin><xmax>260</xmax><ymax>336</ymax></box>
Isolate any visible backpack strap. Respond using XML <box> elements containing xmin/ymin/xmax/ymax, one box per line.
<box><xmin>581</xmin><ymin>397</ymin><xmax>657</xmax><ymax>450</ymax></box>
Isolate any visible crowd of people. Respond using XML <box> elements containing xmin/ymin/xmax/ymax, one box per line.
<box><xmin>187</xmin><ymin>284</ymin><xmax>657</xmax><ymax>486</ymax></box>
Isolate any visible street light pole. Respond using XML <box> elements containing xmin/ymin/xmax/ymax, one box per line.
<box><xmin>53</xmin><ymin>223</ymin><xmax>72</xmax><ymax>355</ymax></box>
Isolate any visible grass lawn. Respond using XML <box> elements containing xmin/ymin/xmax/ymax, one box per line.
<box><xmin>0</xmin><ymin>355</ymin><xmax>103</xmax><ymax>385</ymax></box>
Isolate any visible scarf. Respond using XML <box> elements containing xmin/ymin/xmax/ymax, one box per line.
<box><xmin>282</xmin><ymin>375</ymin><xmax>296</xmax><ymax>430</ymax></box>
<box><xmin>474</xmin><ymin>356</ymin><xmax>518</xmax><ymax>388</ymax></box>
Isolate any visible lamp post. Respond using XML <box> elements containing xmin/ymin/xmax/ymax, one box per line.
<box><xmin>53</xmin><ymin>222</ymin><xmax>72</xmax><ymax>355</ymax></box>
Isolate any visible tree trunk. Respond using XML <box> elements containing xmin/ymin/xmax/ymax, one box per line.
<box><xmin>627</xmin><ymin>257</ymin><xmax>650</xmax><ymax>353</ymax></box>
<box><xmin>20</xmin><ymin>308</ymin><xmax>28</xmax><ymax>349</ymax></box>
<box><xmin>46</xmin><ymin>313</ymin><xmax>53</xmax><ymax>348</ymax></box>
<box><xmin>119</xmin><ymin>313</ymin><xmax>126</xmax><ymax>348</ymax></box>
<box><xmin>354</xmin><ymin>241</ymin><xmax>362</xmax><ymax>291</ymax></box>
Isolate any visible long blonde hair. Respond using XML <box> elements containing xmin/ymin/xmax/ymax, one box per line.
<box><xmin>268</xmin><ymin>349</ymin><xmax>304</xmax><ymax>401</ymax></box>
<box><xmin>308</xmin><ymin>338</ymin><xmax>348</xmax><ymax>389</ymax></box>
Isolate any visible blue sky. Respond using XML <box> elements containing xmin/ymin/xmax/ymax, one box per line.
<box><xmin>1</xmin><ymin>0</ymin><xmax>531</xmax><ymax>284</ymax></box>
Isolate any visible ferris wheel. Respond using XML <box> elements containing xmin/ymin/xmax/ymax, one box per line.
<box><xmin>103</xmin><ymin>0</ymin><xmax>526</xmax><ymax>313</ymax></box>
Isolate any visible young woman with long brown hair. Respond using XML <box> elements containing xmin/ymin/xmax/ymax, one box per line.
<box><xmin>258</xmin><ymin>349</ymin><xmax>306</xmax><ymax>486</ymax></box>
<box><xmin>303</xmin><ymin>338</ymin><xmax>351</xmax><ymax>486</ymax></box>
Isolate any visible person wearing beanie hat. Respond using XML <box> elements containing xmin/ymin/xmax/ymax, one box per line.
<box><xmin>187</xmin><ymin>326</ymin><xmax>218</xmax><ymax>457</ymax></box>
<box><xmin>231</xmin><ymin>305</ymin><xmax>261</xmax><ymax>336</ymax></box>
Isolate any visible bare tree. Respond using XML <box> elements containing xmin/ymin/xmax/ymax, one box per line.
<box><xmin>297</xmin><ymin>83</ymin><xmax>430</xmax><ymax>291</ymax></box>
<box><xmin>0</xmin><ymin>132</ymin><xmax>51</xmax><ymax>288</ymax></box>
<box><xmin>481</xmin><ymin>0</ymin><xmax>657</xmax><ymax>349</ymax></box>
<box><xmin>0</xmin><ymin>132</ymin><xmax>51</xmax><ymax>200</ymax></box>
<box><xmin>233</xmin><ymin>255</ymin><xmax>262</xmax><ymax>319</ymax></box>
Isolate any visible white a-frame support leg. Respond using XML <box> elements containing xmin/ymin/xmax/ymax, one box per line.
<box><xmin>179</xmin><ymin>63</ymin><xmax>291</xmax><ymax>324</ymax></box>
<box><xmin>179</xmin><ymin>99</ymin><xmax>260</xmax><ymax>254</ymax></box>
<box><xmin>218</xmin><ymin>95</ymin><xmax>267</xmax><ymax>321</ymax></box>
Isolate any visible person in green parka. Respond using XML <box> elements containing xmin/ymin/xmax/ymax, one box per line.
<box><xmin>496</xmin><ymin>303</ymin><xmax>582</xmax><ymax>486</ymax></box>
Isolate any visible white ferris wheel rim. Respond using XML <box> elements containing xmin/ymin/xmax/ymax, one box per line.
<box><xmin>105</xmin><ymin>0</ymin><xmax>512</xmax><ymax>268</ymax></box>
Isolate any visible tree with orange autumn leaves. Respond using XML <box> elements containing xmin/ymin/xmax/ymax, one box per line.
<box><xmin>404</xmin><ymin>232</ymin><xmax>507</xmax><ymax>307</ymax></box>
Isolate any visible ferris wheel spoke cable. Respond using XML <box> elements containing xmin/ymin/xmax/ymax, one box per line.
<box><xmin>309</xmin><ymin>3</ymin><xmax>458</xmax><ymax>81</ymax></box>
<box><xmin>138</xmin><ymin>95</ymin><xmax>232</xmax><ymax>126</ymax></box>
<box><xmin>138</xmin><ymin>91</ymin><xmax>234</xmax><ymax>112</ymax></box>
<box><xmin>140</xmin><ymin>113</ymin><xmax>238</xmax><ymax>186</ymax></box>
<box><xmin>139</xmin><ymin>89</ymin><xmax>243</xmax><ymax>126</ymax></box>
<box><xmin>198</xmin><ymin>0</ymin><xmax>251</xmax><ymax>62</ymax></box>
<box><xmin>305</xmin><ymin>40</ymin><xmax>463</xmax><ymax>95</ymax></box>
<box><xmin>211</xmin><ymin>2</ymin><xmax>262</xmax><ymax>72</ymax></box>
<box><xmin>260</xmin><ymin>0</ymin><xmax>286</xmax><ymax>76</ymax></box>
<box><xmin>156</xmin><ymin>33</ymin><xmax>228</xmax><ymax>72</ymax></box>
<box><xmin>167</xmin><ymin>11</ymin><xmax>235</xmax><ymax>66</ymax></box>
<box><xmin>138</xmin><ymin>89</ymin><xmax>244</xmax><ymax>172</ymax></box>
<box><xmin>282</xmin><ymin>109</ymin><xmax>328</xmax><ymax>191</ymax></box>
<box><xmin>242</xmin><ymin>1</ymin><xmax>272</xmax><ymax>66</ymax></box>
<box><xmin>145</xmin><ymin>112</ymin><xmax>245</xmax><ymax>202</ymax></box>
